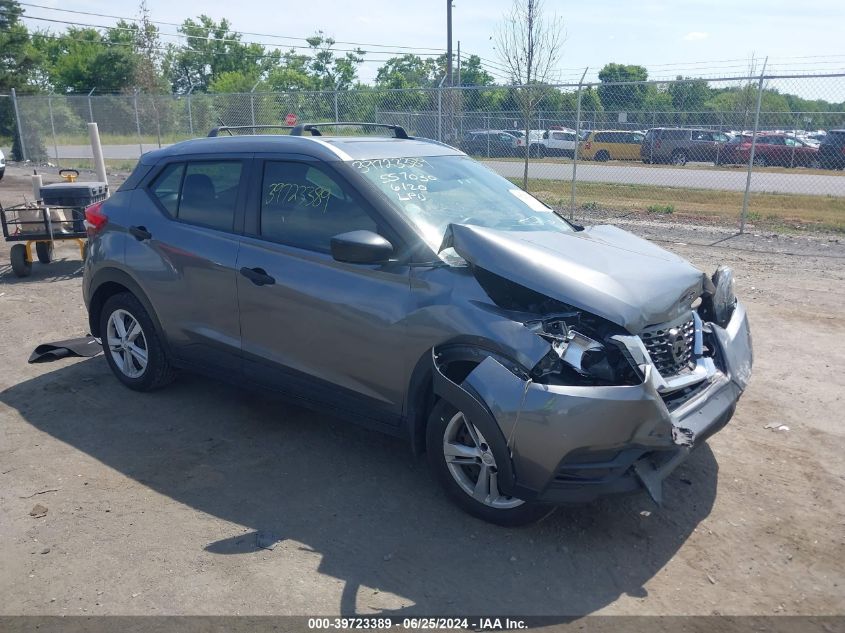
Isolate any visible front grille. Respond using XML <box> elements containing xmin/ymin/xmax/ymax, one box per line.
<box><xmin>640</xmin><ymin>315</ymin><xmax>695</xmax><ymax>377</ymax></box>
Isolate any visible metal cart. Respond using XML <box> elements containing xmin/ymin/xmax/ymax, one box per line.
<box><xmin>2</xmin><ymin>170</ymin><xmax>107</xmax><ymax>278</ymax></box>
<box><xmin>1</xmin><ymin>201</ymin><xmax>88</xmax><ymax>277</ymax></box>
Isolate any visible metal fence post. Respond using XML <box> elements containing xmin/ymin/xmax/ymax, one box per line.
<box><xmin>186</xmin><ymin>85</ymin><xmax>195</xmax><ymax>136</ymax></box>
<box><xmin>334</xmin><ymin>87</ymin><xmax>339</xmax><ymax>123</ymax></box>
<box><xmin>87</xmin><ymin>87</ymin><xmax>95</xmax><ymax>122</ymax></box>
<box><xmin>48</xmin><ymin>92</ymin><xmax>59</xmax><ymax>167</ymax></box>
<box><xmin>133</xmin><ymin>88</ymin><xmax>143</xmax><ymax>155</ymax></box>
<box><xmin>486</xmin><ymin>112</ymin><xmax>491</xmax><ymax>158</ymax></box>
<box><xmin>570</xmin><ymin>67</ymin><xmax>589</xmax><ymax>220</ymax></box>
<box><xmin>740</xmin><ymin>57</ymin><xmax>768</xmax><ymax>234</ymax></box>
<box><xmin>437</xmin><ymin>75</ymin><xmax>447</xmax><ymax>142</ymax></box>
<box><xmin>155</xmin><ymin>95</ymin><xmax>162</xmax><ymax>148</ymax></box>
<box><xmin>10</xmin><ymin>88</ymin><xmax>26</xmax><ymax>162</ymax></box>
<box><xmin>251</xmin><ymin>81</ymin><xmax>259</xmax><ymax>129</ymax></box>
<box><xmin>789</xmin><ymin>111</ymin><xmax>800</xmax><ymax>168</ymax></box>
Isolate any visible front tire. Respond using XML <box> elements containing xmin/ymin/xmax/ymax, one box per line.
<box><xmin>426</xmin><ymin>399</ymin><xmax>554</xmax><ymax>526</ymax></box>
<box><xmin>10</xmin><ymin>244</ymin><xmax>32</xmax><ymax>277</ymax></box>
<box><xmin>99</xmin><ymin>292</ymin><xmax>175</xmax><ymax>391</ymax></box>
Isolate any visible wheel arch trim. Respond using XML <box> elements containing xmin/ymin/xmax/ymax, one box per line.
<box><xmin>87</xmin><ymin>268</ymin><xmax>171</xmax><ymax>358</ymax></box>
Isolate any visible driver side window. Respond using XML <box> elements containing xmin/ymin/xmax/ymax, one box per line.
<box><xmin>260</xmin><ymin>161</ymin><xmax>378</xmax><ymax>253</ymax></box>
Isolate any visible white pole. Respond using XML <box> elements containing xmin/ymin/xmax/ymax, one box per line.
<box><xmin>32</xmin><ymin>173</ymin><xmax>43</xmax><ymax>201</ymax></box>
<box><xmin>88</xmin><ymin>122</ymin><xmax>109</xmax><ymax>192</ymax></box>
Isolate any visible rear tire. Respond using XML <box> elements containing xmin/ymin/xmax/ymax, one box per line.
<box><xmin>99</xmin><ymin>292</ymin><xmax>175</xmax><ymax>392</ymax></box>
<box><xmin>426</xmin><ymin>399</ymin><xmax>555</xmax><ymax>526</ymax></box>
<box><xmin>10</xmin><ymin>244</ymin><xmax>32</xmax><ymax>277</ymax></box>
<box><xmin>753</xmin><ymin>155</ymin><xmax>768</xmax><ymax>168</ymax></box>
<box><xmin>671</xmin><ymin>150</ymin><xmax>688</xmax><ymax>166</ymax></box>
<box><xmin>36</xmin><ymin>241</ymin><xmax>53</xmax><ymax>264</ymax></box>
<box><xmin>595</xmin><ymin>150</ymin><xmax>610</xmax><ymax>162</ymax></box>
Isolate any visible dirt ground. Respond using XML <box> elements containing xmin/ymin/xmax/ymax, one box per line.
<box><xmin>0</xmin><ymin>164</ymin><xmax>843</xmax><ymax>618</ymax></box>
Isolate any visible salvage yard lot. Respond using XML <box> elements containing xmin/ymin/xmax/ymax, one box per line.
<box><xmin>0</xmin><ymin>164</ymin><xmax>843</xmax><ymax>617</ymax></box>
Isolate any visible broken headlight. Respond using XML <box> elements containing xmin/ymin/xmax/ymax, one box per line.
<box><xmin>528</xmin><ymin>319</ymin><xmax>638</xmax><ymax>385</ymax></box>
<box><xmin>712</xmin><ymin>265</ymin><xmax>736</xmax><ymax>327</ymax></box>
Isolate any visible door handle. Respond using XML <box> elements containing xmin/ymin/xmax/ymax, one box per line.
<box><xmin>129</xmin><ymin>225</ymin><xmax>152</xmax><ymax>241</ymax></box>
<box><xmin>239</xmin><ymin>267</ymin><xmax>275</xmax><ymax>286</ymax></box>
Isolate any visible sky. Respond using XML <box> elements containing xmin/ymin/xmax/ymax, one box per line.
<box><xmin>18</xmin><ymin>0</ymin><xmax>845</xmax><ymax>92</ymax></box>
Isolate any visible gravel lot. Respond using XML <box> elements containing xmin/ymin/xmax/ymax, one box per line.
<box><xmin>0</xmin><ymin>164</ymin><xmax>843</xmax><ymax>618</ymax></box>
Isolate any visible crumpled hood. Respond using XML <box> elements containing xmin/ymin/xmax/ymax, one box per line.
<box><xmin>440</xmin><ymin>223</ymin><xmax>705</xmax><ymax>333</ymax></box>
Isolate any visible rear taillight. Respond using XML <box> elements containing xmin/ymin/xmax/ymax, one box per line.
<box><xmin>84</xmin><ymin>201</ymin><xmax>108</xmax><ymax>236</ymax></box>
<box><xmin>655</xmin><ymin>140</ymin><xmax>661</xmax><ymax>149</ymax></box>
<box><xmin>585</xmin><ymin>141</ymin><xmax>592</xmax><ymax>150</ymax></box>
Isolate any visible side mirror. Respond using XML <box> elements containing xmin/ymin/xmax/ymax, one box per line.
<box><xmin>330</xmin><ymin>230</ymin><xmax>394</xmax><ymax>264</ymax></box>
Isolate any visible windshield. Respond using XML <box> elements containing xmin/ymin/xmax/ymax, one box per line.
<box><xmin>349</xmin><ymin>155</ymin><xmax>573</xmax><ymax>253</ymax></box>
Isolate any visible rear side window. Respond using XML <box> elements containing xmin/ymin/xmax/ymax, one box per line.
<box><xmin>179</xmin><ymin>162</ymin><xmax>242</xmax><ymax>231</ymax></box>
<box><xmin>260</xmin><ymin>161</ymin><xmax>377</xmax><ymax>253</ymax></box>
<box><xmin>150</xmin><ymin>161</ymin><xmax>243</xmax><ymax>232</ymax></box>
<box><xmin>150</xmin><ymin>163</ymin><xmax>184</xmax><ymax>215</ymax></box>
<box><xmin>594</xmin><ymin>132</ymin><xmax>611</xmax><ymax>143</ymax></box>
<box><xmin>664</xmin><ymin>129</ymin><xmax>688</xmax><ymax>140</ymax></box>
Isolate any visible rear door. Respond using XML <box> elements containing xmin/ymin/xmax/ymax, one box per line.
<box><xmin>761</xmin><ymin>135</ymin><xmax>787</xmax><ymax>165</ymax></box>
<box><xmin>236</xmin><ymin>156</ymin><xmax>412</xmax><ymax>425</ymax></box>
<box><xmin>603</xmin><ymin>132</ymin><xmax>628</xmax><ymax>159</ymax></box>
<box><xmin>126</xmin><ymin>156</ymin><xmax>250</xmax><ymax>372</ymax></box>
<box><xmin>690</xmin><ymin>130</ymin><xmax>716</xmax><ymax>162</ymax></box>
<box><xmin>623</xmin><ymin>132</ymin><xmax>645</xmax><ymax>160</ymax></box>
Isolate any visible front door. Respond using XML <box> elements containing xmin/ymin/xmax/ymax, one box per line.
<box><xmin>236</xmin><ymin>158</ymin><xmax>412</xmax><ymax>426</ymax></box>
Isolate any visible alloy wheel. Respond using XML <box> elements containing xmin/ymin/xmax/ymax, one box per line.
<box><xmin>442</xmin><ymin>412</ymin><xmax>524</xmax><ymax>509</ymax></box>
<box><xmin>106</xmin><ymin>308</ymin><xmax>148</xmax><ymax>379</ymax></box>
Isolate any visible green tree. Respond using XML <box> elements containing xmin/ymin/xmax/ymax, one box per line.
<box><xmin>668</xmin><ymin>76</ymin><xmax>711</xmax><ymax>113</ymax></box>
<box><xmin>306</xmin><ymin>31</ymin><xmax>364</xmax><ymax>90</ymax></box>
<box><xmin>597</xmin><ymin>63</ymin><xmax>649</xmax><ymax>112</ymax></box>
<box><xmin>457</xmin><ymin>55</ymin><xmax>494</xmax><ymax>87</ymax></box>
<box><xmin>162</xmin><ymin>16</ymin><xmax>280</xmax><ymax>93</ymax></box>
<box><xmin>31</xmin><ymin>25</ymin><xmax>138</xmax><ymax>93</ymax></box>
<box><xmin>266</xmin><ymin>50</ymin><xmax>315</xmax><ymax>92</ymax></box>
<box><xmin>1</xmin><ymin>0</ymin><xmax>45</xmax><ymax>159</ymax></box>
<box><xmin>375</xmin><ymin>54</ymin><xmax>439</xmax><ymax>89</ymax></box>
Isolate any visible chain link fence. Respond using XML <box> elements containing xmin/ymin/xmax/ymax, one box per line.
<box><xmin>7</xmin><ymin>73</ymin><xmax>845</xmax><ymax>232</ymax></box>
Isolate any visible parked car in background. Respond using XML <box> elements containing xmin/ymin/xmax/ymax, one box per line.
<box><xmin>0</xmin><ymin>148</ymin><xmax>5</xmax><ymax>181</ymax></box>
<box><xmin>580</xmin><ymin>130</ymin><xmax>645</xmax><ymax>161</ymax></box>
<box><xmin>642</xmin><ymin>128</ymin><xmax>730</xmax><ymax>165</ymax></box>
<box><xmin>460</xmin><ymin>130</ymin><xmax>521</xmax><ymax>157</ymax></box>
<box><xmin>719</xmin><ymin>133</ymin><xmax>821</xmax><ymax>168</ymax></box>
<box><xmin>819</xmin><ymin>130</ymin><xmax>845</xmax><ymax>169</ymax></box>
<box><xmin>539</xmin><ymin>129</ymin><xmax>579</xmax><ymax>157</ymax></box>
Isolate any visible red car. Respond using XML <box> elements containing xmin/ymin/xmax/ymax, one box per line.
<box><xmin>719</xmin><ymin>133</ymin><xmax>821</xmax><ymax>168</ymax></box>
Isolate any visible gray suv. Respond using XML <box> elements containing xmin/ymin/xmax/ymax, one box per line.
<box><xmin>642</xmin><ymin>128</ymin><xmax>730</xmax><ymax>165</ymax></box>
<box><xmin>83</xmin><ymin>123</ymin><xmax>753</xmax><ymax>525</ymax></box>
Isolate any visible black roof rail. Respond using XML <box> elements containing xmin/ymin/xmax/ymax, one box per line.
<box><xmin>289</xmin><ymin>122</ymin><xmax>410</xmax><ymax>139</ymax></box>
<box><xmin>208</xmin><ymin>125</ymin><xmax>295</xmax><ymax>137</ymax></box>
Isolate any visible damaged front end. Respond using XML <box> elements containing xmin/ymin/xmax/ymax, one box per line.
<box><xmin>432</xmin><ymin>225</ymin><xmax>753</xmax><ymax>506</ymax></box>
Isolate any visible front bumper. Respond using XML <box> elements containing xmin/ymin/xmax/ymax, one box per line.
<box><xmin>437</xmin><ymin>303</ymin><xmax>753</xmax><ymax>505</ymax></box>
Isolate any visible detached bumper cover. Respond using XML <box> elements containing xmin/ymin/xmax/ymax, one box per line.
<box><xmin>447</xmin><ymin>303</ymin><xmax>753</xmax><ymax>504</ymax></box>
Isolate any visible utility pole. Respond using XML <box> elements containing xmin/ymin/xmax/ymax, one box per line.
<box><xmin>446</xmin><ymin>0</ymin><xmax>453</xmax><ymax>86</ymax></box>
